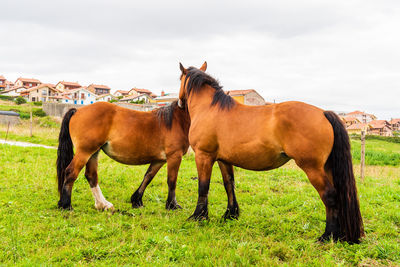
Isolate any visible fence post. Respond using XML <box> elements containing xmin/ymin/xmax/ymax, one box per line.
<box><xmin>30</xmin><ymin>105</ymin><xmax>33</xmax><ymax>137</ymax></box>
<box><xmin>360</xmin><ymin>130</ymin><xmax>366</xmax><ymax>182</ymax></box>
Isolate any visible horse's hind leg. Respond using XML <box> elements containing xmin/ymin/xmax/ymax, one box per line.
<box><xmin>166</xmin><ymin>155</ymin><xmax>182</xmax><ymax>210</ymax></box>
<box><xmin>58</xmin><ymin>152</ymin><xmax>90</xmax><ymax>209</ymax></box>
<box><xmin>298</xmin><ymin>163</ymin><xmax>341</xmax><ymax>241</ymax></box>
<box><xmin>218</xmin><ymin>161</ymin><xmax>239</xmax><ymax>220</ymax></box>
<box><xmin>131</xmin><ymin>161</ymin><xmax>165</xmax><ymax>208</ymax></box>
<box><xmin>85</xmin><ymin>152</ymin><xmax>114</xmax><ymax>211</ymax></box>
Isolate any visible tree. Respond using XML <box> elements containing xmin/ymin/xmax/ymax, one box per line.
<box><xmin>15</xmin><ymin>96</ymin><xmax>27</xmax><ymax>105</ymax></box>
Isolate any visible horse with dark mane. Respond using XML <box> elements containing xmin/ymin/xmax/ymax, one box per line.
<box><xmin>57</xmin><ymin>101</ymin><xmax>190</xmax><ymax>211</ymax></box>
<box><xmin>177</xmin><ymin>62</ymin><xmax>364</xmax><ymax>244</ymax></box>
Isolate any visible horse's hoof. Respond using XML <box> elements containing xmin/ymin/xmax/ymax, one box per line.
<box><xmin>95</xmin><ymin>201</ymin><xmax>114</xmax><ymax>211</ymax></box>
<box><xmin>166</xmin><ymin>200</ymin><xmax>182</xmax><ymax>210</ymax></box>
<box><xmin>187</xmin><ymin>210</ymin><xmax>208</xmax><ymax>221</ymax></box>
<box><xmin>58</xmin><ymin>201</ymin><xmax>72</xmax><ymax>210</ymax></box>
<box><xmin>223</xmin><ymin>208</ymin><xmax>239</xmax><ymax>220</ymax></box>
<box><xmin>131</xmin><ymin>201</ymin><xmax>143</xmax><ymax>209</ymax></box>
<box><xmin>318</xmin><ymin>233</ymin><xmax>332</xmax><ymax>243</ymax></box>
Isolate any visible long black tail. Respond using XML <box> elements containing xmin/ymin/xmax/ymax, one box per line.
<box><xmin>57</xmin><ymin>108</ymin><xmax>77</xmax><ymax>195</ymax></box>
<box><xmin>324</xmin><ymin>111</ymin><xmax>364</xmax><ymax>243</ymax></box>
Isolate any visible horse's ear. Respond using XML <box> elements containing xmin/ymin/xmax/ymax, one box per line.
<box><xmin>179</xmin><ymin>62</ymin><xmax>187</xmax><ymax>74</ymax></box>
<box><xmin>200</xmin><ymin>61</ymin><xmax>207</xmax><ymax>71</ymax></box>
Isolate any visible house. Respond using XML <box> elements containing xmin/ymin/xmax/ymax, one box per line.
<box><xmin>14</xmin><ymin>77</ymin><xmax>41</xmax><ymax>88</ymax></box>
<box><xmin>62</xmin><ymin>87</ymin><xmax>97</xmax><ymax>105</ymax></box>
<box><xmin>226</xmin><ymin>89</ymin><xmax>265</xmax><ymax>105</ymax></box>
<box><xmin>21</xmin><ymin>84</ymin><xmax>61</xmax><ymax>102</ymax></box>
<box><xmin>114</xmin><ymin>90</ymin><xmax>129</xmax><ymax>97</ymax></box>
<box><xmin>55</xmin><ymin>81</ymin><xmax>82</xmax><ymax>92</ymax></box>
<box><xmin>120</xmin><ymin>93</ymin><xmax>153</xmax><ymax>104</ymax></box>
<box><xmin>87</xmin><ymin>84</ymin><xmax>111</xmax><ymax>95</ymax></box>
<box><xmin>341</xmin><ymin>116</ymin><xmax>361</xmax><ymax>128</ymax></box>
<box><xmin>390</xmin><ymin>118</ymin><xmax>400</xmax><ymax>132</ymax></box>
<box><xmin>345</xmin><ymin>111</ymin><xmax>377</xmax><ymax>123</ymax></box>
<box><xmin>5</xmin><ymin>80</ymin><xmax>14</xmax><ymax>90</ymax></box>
<box><xmin>0</xmin><ymin>75</ymin><xmax>6</xmax><ymax>91</ymax></box>
<box><xmin>346</xmin><ymin>123</ymin><xmax>372</xmax><ymax>135</ymax></box>
<box><xmin>154</xmin><ymin>92</ymin><xmax>178</xmax><ymax>106</ymax></box>
<box><xmin>369</xmin><ymin>120</ymin><xmax>393</xmax><ymax>137</ymax></box>
<box><xmin>128</xmin><ymin>88</ymin><xmax>155</xmax><ymax>97</ymax></box>
<box><xmin>0</xmin><ymin>86</ymin><xmax>27</xmax><ymax>97</ymax></box>
<box><xmin>96</xmin><ymin>93</ymin><xmax>115</xmax><ymax>102</ymax></box>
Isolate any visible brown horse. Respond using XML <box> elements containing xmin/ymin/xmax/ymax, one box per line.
<box><xmin>177</xmin><ymin>62</ymin><xmax>364</xmax><ymax>243</ymax></box>
<box><xmin>56</xmin><ymin>101</ymin><xmax>190</xmax><ymax>211</ymax></box>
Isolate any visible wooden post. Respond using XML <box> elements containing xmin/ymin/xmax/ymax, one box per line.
<box><xmin>5</xmin><ymin>121</ymin><xmax>10</xmax><ymax>141</ymax></box>
<box><xmin>360</xmin><ymin>130</ymin><xmax>366</xmax><ymax>182</ymax></box>
<box><xmin>30</xmin><ymin>105</ymin><xmax>33</xmax><ymax>137</ymax></box>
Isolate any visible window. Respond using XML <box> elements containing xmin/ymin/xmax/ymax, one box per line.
<box><xmin>29</xmin><ymin>83</ymin><xmax>32</xmax><ymax>87</ymax></box>
<box><xmin>90</xmin><ymin>101</ymin><xmax>93</xmax><ymax>104</ymax></box>
<box><xmin>74</xmin><ymin>100</ymin><xmax>77</xmax><ymax>104</ymax></box>
<box><xmin>81</xmin><ymin>100</ymin><xmax>83</xmax><ymax>104</ymax></box>
<box><xmin>88</xmin><ymin>93</ymin><xmax>90</xmax><ymax>97</ymax></box>
<box><xmin>81</xmin><ymin>93</ymin><xmax>85</xmax><ymax>99</ymax></box>
<box><xmin>66</xmin><ymin>100</ymin><xmax>68</xmax><ymax>103</ymax></box>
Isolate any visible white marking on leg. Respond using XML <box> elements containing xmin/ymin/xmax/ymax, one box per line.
<box><xmin>91</xmin><ymin>185</ymin><xmax>114</xmax><ymax>210</ymax></box>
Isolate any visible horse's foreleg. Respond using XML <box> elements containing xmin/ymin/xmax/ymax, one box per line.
<box><xmin>188</xmin><ymin>152</ymin><xmax>214</xmax><ymax>220</ymax></box>
<box><xmin>218</xmin><ymin>161</ymin><xmax>239</xmax><ymax>220</ymax></box>
<box><xmin>85</xmin><ymin>152</ymin><xmax>114</xmax><ymax>211</ymax></box>
<box><xmin>131</xmin><ymin>161</ymin><xmax>165</xmax><ymax>208</ymax></box>
<box><xmin>58</xmin><ymin>152</ymin><xmax>89</xmax><ymax>210</ymax></box>
<box><xmin>166</xmin><ymin>155</ymin><xmax>182</xmax><ymax>210</ymax></box>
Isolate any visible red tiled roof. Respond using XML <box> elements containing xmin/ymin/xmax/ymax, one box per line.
<box><xmin>342</xmin><ymin>116</ymin><xmax>360</xmax><ymax>122</ymax></box>
<box><xmin>59</xmin><ymin>81</ymin><xmax>81</xmax><ymax>87</ymax></box>
<box><xmin>390</xmin><ymin>118</ymin><xmax>400</xmax><ymax>124</ymax></box>
<box><xmin>115</xmin><ymin>90</ymin><xmax>129</xmax><ymax>94</ymax></box>
<box><xmin>369</xmin><ymin>120</ymin><xmax>390</xmax><ymax>129</ymax></box>
<box><xmin>0</xmin><ymin>75</ymin><xmax>5</xmax><ymax>80</ymax></box>
<box><xmin>90</xmin><ymin>84</ymin><xmax>111</xmax><ymax>90</ymax></box>
<box><xmin>121</xmin><ymin>93</ymin><xmax>152</xmax><ymax>101</ymax></box>
<box><xmin>15</xmin><ymin>77</ymin><xmax>41</xmax><ymax>83</ymax></box>
<box><xmin>131</xmin><ymin>88</ymin><xmax>152</xmax><ymax>94</ymax></box>
<box><xmin>226</xmin><ymin>89</ymin><xmax>255</xmax><ymax>96</ymax></box>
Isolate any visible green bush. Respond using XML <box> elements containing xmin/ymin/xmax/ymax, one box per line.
<box><xmin>32</xmin><ymin>109</ymin><xmax>47</xmax><ymax>117</ymax></box>
<box><xmin>0</xmin><ymin>95</ymin><xmax>15</xmax><ymax>101</ymax></box>
<box><xmin>350</xmin><ymin>134</ymin><xmax>400</xmax><ymax>144</ymax></box>
<box><xmin>15</xmin><ymin>96</ymin><xmax>27</xmax><ymax>105</ymax></box>
<box><xmin>130</xmin><ymin>99</ymin><xmax>145</xmax><ymax>104</ymax></box>
<box><xmin>33</xmin><ymin>101</ymin><xmax>42</xmax><ymax>106</ymax></box>
<box><xmin>109</xmin><ymin>99</ymin><xmax>118</xmax><ymax>103</ymax></box>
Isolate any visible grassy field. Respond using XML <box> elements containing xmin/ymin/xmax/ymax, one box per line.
<box><xmin>0</xmin><ymin>139</ymin><xmax>399</xmax><ymax>265</ymax></box>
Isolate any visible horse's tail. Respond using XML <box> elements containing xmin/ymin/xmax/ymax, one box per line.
<box><xmin>57</xmin><ymin>108</ymin><xmax>77</xmax><ymax>195</ymax></box>
<box><xmin>324</xmin><ymin>111</ymin><xmax>364</xmax><ymax>243</ymax></box>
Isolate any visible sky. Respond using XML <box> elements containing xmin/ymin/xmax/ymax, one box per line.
<box><xmin>1</xmin><ymin>0</ymin><xmax>399</xmax><ymax>119</ymax></box>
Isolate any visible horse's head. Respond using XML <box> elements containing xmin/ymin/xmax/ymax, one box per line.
<box><xmin>178</xmin><ymin>61</ymin><xmax>207</xmax><ymax>108</ymax></box>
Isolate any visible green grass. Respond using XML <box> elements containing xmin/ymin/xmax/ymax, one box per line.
<box><xmin>0</xmin><ymin>145</ymin><xmax>399</xmax><ymax>266</ymax></box>
<box><xmin>351</xmin><ymin>139</ymin><xmax>400</xmax><ymax>166</ymax></box>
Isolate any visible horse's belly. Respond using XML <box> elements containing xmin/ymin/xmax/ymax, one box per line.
<box><xmin>102</xmin><ymin>142</ymin><xmax>166</xmax><ymax>165</ymax></box>
<box><xmin>217</xmin><ymin>142</ymin><xmax>290</xmax><ymax>171</ymax></box>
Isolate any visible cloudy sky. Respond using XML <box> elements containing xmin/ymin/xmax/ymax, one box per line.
<box><xmin>1</xmin><ymin>0</ymin><xmax>399</xmax><ymax>119</ymax></box>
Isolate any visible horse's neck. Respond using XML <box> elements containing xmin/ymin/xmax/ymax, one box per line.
<box><xmin>187</xmin><ymin>85</ymin><xmax>215</xmax><ymax>117</ymax></box>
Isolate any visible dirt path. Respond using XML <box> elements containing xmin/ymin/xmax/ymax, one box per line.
<box><xmin>0</xmin><ymin>139</ymin><xmax>56</xmax><ymax>149</ymax></box>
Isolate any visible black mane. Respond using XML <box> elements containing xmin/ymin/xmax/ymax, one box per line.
<box><xmin>155</xmin><ymin>100</ymin><xmax>179</xmax><ymax>129</ymax></box>
<box><xmin>184</xmin><ymin>67</ymin><xmax>235</xmax><ymax>110</ymax></box>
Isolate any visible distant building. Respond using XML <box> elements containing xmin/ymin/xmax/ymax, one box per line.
<box><xmin>5</xmin><ymin>80</ymin><xmax>14</xmax><ymax>90</ymax></box>
<box><xmin>114</xmin><ymin>90</ymin><xmax>129</xmax><ymax>97</ymax></box>
<box><xmin>0</xmin><ymin>86</ymin><xmax>27</xmax><ymax>97</ymax></box>
<box><xmin>346</xmin><ymin>123</ymin><xmax>372</xmax><ymax>135</ymax></box>
<box><xmin>87</xmin><ymin>84</ymin><xmax>111</xmax><ymax>95</ymax></box>
<box><xmin>55</xmin><ymin>81</ymin><xmax>82</xmax><ymax>92</ymax></box>
<box><xmin>120</xmin><ymin>93</ymin><xmax>153</xmax><ymax>103</ymax></box>
<box><xmin>96</xmin><ymin>93</ymin><xmax>115</xmax><ymax>102</ymax></box>
<box><xmin>226</xmin><ymin>89</ymin><xmax>265</xmax><ymax>105</ymax></box>
<box><xmin>369</xmin><ymin>120</ymin><xmax>393</xmax><ymax>137</ymax></box>
<box><xmin>14</xmin><ymin>77</ymin><xmax>41</xmax><ymax>88</ymax></box>
<box><xmin>390</xmin><ymin>118</ymin><xmax>400</xmax><ymax>132</ymax></box>
<box><xmin>128</xmin><ymin>88</ymin><xmax>155</xmax><ymax>98</ymax></box>
<box><xmin>62</xmin><ymin>87</ymin><xmax>97</xmax><ymax>105</ymax></box>
<box><xmin>21</xmin><ymin>84</ymin><xmax>61</xmax><ymax>102</ymax></box>
<box><xmin>154</xmin><ymin>93</ymin><xmax>178</xmax><ymax>106</ymax></box>
<box><xmin>340</xmin><ymin>116</ymin><xmax>361</xmax><ymax>128</ymax></box>
<box><xmin>0</xmin><ymin>75</ymin><xmax>6</xmax><ymax>91</ymax></box>
<box><xmin>345</xmin><ymin>111</ymin><xmax>377</xmax><ymax>123</ymax></box>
